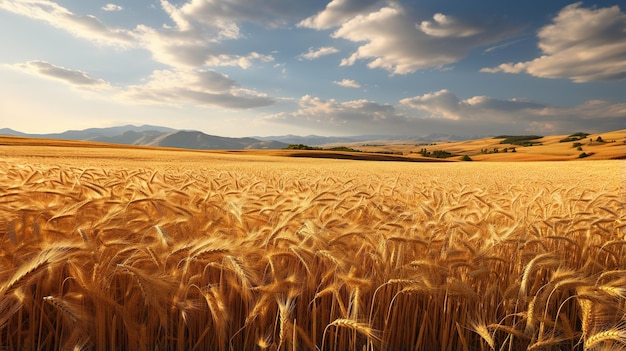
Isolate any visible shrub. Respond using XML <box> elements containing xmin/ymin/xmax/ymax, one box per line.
<box><xmin>285</xmin><ymin>144</ymin><xmax>361</xmax><ymax>152</ymax></box>
<box><xmin>494</xmin><ymin>135</ymin><xmax>542</xmax><ymax>146</ymax></box>
<box><xmin>560</xmin><ymin>132</ymin><xmax>589</xmax><ymax>142</ymax></box>
<box><xmin>431</xmin><ymin>150</ymin><xmax>454</xmax><ymax>158</ymax></box>
<box><xmin>327</xmin><ymin>146</ymin><xmax>361</xmax><ymax>152</ymax></box>
<box><xmin>461</xmin><ymin>155</ymin><xmax>472</xmax><ymax>161</ymax></box>
<box><xmin>375</xmin><ymin>151</ymin><xmax>403</xmax><ymax>155</ymax></box>
<box><xmin>286</xmin><ymin>144</ymin><xmax>321</xmax><ymax>150</ymax></box>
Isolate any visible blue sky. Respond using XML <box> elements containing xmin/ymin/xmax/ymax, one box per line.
<box><xmin>1</xmin><ymin>0</ymin><xmax>625</xmax><ymax>137</ymax></box>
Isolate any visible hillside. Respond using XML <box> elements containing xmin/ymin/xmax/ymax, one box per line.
<box><xmin>1</xmin><ymin>128</ymin><xmax>624</xmax><ymax>161</ymax></box>
<box><xmin>0</xmin><ymin>125</ymin><xmax>288</xmax><ymax>150</ymax></box>
<box><xmin>322</xmin><ymin>130</ymin><xmax>626</xmax><ymax>161</ymax></box>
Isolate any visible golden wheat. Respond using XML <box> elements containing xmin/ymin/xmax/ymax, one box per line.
<box><xmin>0</xmin><ymin>155</ymin><xmax>623</xmax><ymax>350</ymax></box>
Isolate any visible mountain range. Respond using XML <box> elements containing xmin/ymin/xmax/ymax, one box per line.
<box><xmin>0</xmin><ymin>125</ymin><xmax>290</xmax><ymax>150</ymax></box>
<box><xmin>0</xmin><ymin>125</ymin><xmax>472</xmax><ymax>150</ymax></box>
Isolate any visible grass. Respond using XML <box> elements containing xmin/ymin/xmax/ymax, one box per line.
<box><xmin>0</xmin><ymin>143</ymin><xmax>624</xmax><ymax>350</ymax></box>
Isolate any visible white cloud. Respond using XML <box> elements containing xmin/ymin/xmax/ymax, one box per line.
<box><xmin>400</xmin><ymin>89</ymin><xmax>545</xmax><ymax>122</ymax></box>
<box><xmin>9</xmin><ymin>60</ymin><xmax>275</xmax><ymax>109</ymax></box>
<box><xmin>0</xmin><ymin>1</ymin><xmax>277</xmax><ymax>69</ymax></box>
<box><xmin>298</xmin><ymin>46</ymin><xmax>340</xmax><ymax>60</ymax></box>
<box><xmin>298</xmin><ymin>0</ymin><xmax>382</xmax><ymax>30</ymax></box>
<box><xmin>419</xmin><ymin>13</ymin><xmax>482</xmax><ymax>38</ymax></box>
<box><xmin>482</xmin><ymin>3</ymin><xmax>626</xmax><ymax>82</ymax></box>
<box><xmin>1</xmin><ymin>0</ymin><xmax>281</xmax><ymax>111</ymax></box>
<box><xmin>265</xmin><ymin>95</ymin><xmax>410</xmax><ymax>134</ymax></box>
<box><xmin>161</xmin><ymin>0</ymin><xmax>318</xmax><ymax>29</ymax></box>
<box><xmin>9</xmin><ymin>61</ymin><xmax>111</xmax><ymax>90</ymax></box>
<box><xmin>123</xmin><ymin>69</ymin><xmax>275</xmax><ymax>109</ymax></box>
<box><xmin>135</xmin><ymin>1</ymin><xmax>277</xmax><ymax>69</ymax></box>
<box><xmin>333</xmin><ymin>79</ymin><xmax>361</xmax><ymax>88</ymax></box>
<box><xmin>137</xmin><ymin>24</ymin><xmax>274</xmax><ymax>68</ymax></box>
<box><xmin>0</xmin><ymin>0</ymin><xmax>135</xmax><ymax>47</ymax></box>
<box><xmin>101</xmin><ymin>4</ymin><xmax>123</xmax><ymax>12</ymax></box>
<box><xmin>330</xmin><ymin>3</ymin><xmax>519</xmax><ymax>74</ymax></box>
<box><xmin>400</xmin><ymin>89</ymin><xmax>626</xmax><ymax>133</ymax></box>
<box><xmin>265</xmin><ymin>91</ymin><xmax>626</xmax><ymax>136</ymax></box>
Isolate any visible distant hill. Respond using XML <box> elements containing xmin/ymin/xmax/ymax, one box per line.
<box><xmin>0</xmin><ymin>128</ymin><xmax>29</xmax><ymax>137</ymax></box>
<box><xmin>0</xmin><ymin>125</ymin><xmax>477</xmax><ymax>150</ymax></box>
<box><xmin>0</xmin><ymin>125</ymin><xmax>288</xmax><ymax>150</ymax></box>
<box><xmin>255</xmin><ymin>133</ymin><xmax>473</xmax><ymax>146</ymax></box>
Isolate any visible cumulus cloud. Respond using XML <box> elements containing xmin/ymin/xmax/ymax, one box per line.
<box><xmin>330</xmin><ymin>3</ymin><xmax>520</xmax><ymax>74</ymax></box>
<box><xmin>419</xmin><ymin>13</ymin><xmax>482</xmax><ymax>38</ymax></box>
<box><xmin>333</xmin><ymin>79</ymin><xmax>361</xmax><ymax>88</ymax></box>
<box><xmin>160</xmin><ymin>0</ymin><xmax>318</xmax><ymax>29</ymax></box>
<box><xmin>482</xmin><ymin>3</ymin><xmax>626</xmax><ymax>82</ymax></box>
<box><xmin>0</xmin><ymin>0</ymin><xmax>278</xmax><ymax>69</ymax></box>
<box><xmin>265</xmin><ymin>91</ymin><xmax>626</xmax><ymax>136</ymax></box>
<box><xmin>264</xmin><ymin>94</ymin><xmax>504</xmax><ymax>135</ymax></box>
<box><xmin>1</xmin><ymin>0</ymin><xmax>282</xmax><ymax>110</ymax></box>
<box><xmin>0</xmin><ymin>0</ymin><xmax>135</xmax><ymax>47</ymax></box>
<box><xmin>134</xmin><ymin>2</ymin><xmax>277</xmax><ymax>68</ymax></box>
<box><xmin>10</xmin><ymin>61</ymin><xmax>111</xmax><ymax>90</ymax></box>
<box><xmin>137</xmin><ymin>24</ymin><xmax>274</xmax><ymax>68</ymax></box>
<box><xmin>400</xmin><ymin>89</ymin><xmax>544</xmax><ymax>121</ymax></box>
<box><xmin>101</xmin><ymin>4</ymin><xmax>123</xmax><ymax>12</ymax></box>
<box><xmin>264</xmin><ymin>95</ymin><xmax>412</xmax><ymax>134</ymax></box>
<box><xmin>297</xmin><ymin>46</ymin><xmax>340</xmax><ymax>60</ymax></box>
<box><xmin>123</xmin><ymin>69</ymin><xmax>275</xmax><ymax>109</ymax></box>
<box><xmin>298</xmin><ymin>0</ymin><xmax>382</xmax><ymax>30</ymax></box>
<box><xmin>401</xmin><ymin>89</ymin><xmax>626</xmax><ymax>133</ymax></box>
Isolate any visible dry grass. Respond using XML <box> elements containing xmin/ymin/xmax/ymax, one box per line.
<box><xmin>0</xmin><ymin>142</ymin><xmax>624</xmax><ymax>350</ymax></box>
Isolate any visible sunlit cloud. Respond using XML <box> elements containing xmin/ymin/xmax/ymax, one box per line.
<box><xmin>122</xmin><ymin>69</ymin><xmax>275</xmax><ymax>109</ymax></box>
<box><xmin>101</xmin><ymin>4</ymin><xmax>123</xmax><ymax>12</ymax></box>
<box><xmin>401</xmin><ymin>89</ymin><xmax>626</xmax><ymax>132</ymax></box>
<box><xmin>162</xmin><ymin>0</ymin><xmax>318</xmax><ymax>29</ymax></box>
<box><xmin>0</xmin><ymin>0</ymin><xmax>136</xmax><ymax>47</ymax></box>
<box><xmin>419</xmin><ymin>13</ymin><xmax>482</xmax><ymax>38</ymax></box>
<box><xmin>297</xmin><ymin>47</ymin><xmax>340</xmax><ymax>60</ymax></box>
<box><xmin>330</xmin><ymin>3</ymin><xmax>520</xmax><ymax>74</ymax></box>
<box><xmin>9</xmin><ymin>61</ymin><xmax>111</xmax><ymax>90</ymax></box>
<box><xmin>482</xmin><ymin>3</ymin><xmax>626</xmax><ymax>82</ymax></box>
<box><xmin>298</xmin><ymin>0</ymin><xmax>382</xmax><ymax>30</ymax></box>
<box><xmin>265</xmin><ymin>91</ymin><xmax>626</xmax><ymax>135</ymax></box>
<box><xmin>333</xmin><ymin>79</ymin><xmax>361</xmax><ymax>88</ymax></box>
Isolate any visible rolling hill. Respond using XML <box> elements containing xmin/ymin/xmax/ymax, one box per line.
<box><xmin>0</xmin><ymin>125</ymin><xmax>288</xmax><ymax>150</ymax></box>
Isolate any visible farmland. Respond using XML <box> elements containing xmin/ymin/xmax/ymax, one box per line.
<box><xmin>0</xmin><ymin>140</ymin><xmax>625</xmax><ymax>350</ymax></box>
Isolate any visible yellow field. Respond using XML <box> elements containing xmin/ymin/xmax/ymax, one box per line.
<box><xmin>329</xmin><ymin>129</ymin><xmax>626</xmax><ymax>162</ymax></box>
<box><xmin>1</xmin><ymin>142</ymin><xmax>625</xmax><ymax>350</ymax></box>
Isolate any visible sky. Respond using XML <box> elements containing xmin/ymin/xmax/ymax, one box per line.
<box><xmin>1</xmin><ymin>0</ymin><xmax>625</xmax><ymax>137</ymax></box>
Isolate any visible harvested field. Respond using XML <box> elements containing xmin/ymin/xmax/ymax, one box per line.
<box><xmin>0</xmin><ymin>143</ymin><xmax>625</xmax><ymax>350</ymax></box>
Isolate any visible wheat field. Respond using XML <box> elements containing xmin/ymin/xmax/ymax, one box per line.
<box><xmin>0</xmin><ymin>146</ymin><xmax>625</xmax><ymax>350</ymax></box>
